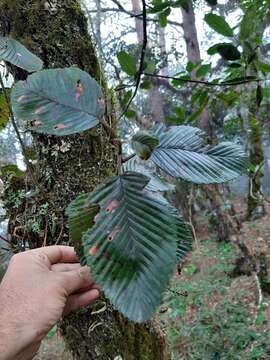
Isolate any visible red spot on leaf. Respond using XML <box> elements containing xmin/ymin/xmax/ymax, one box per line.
<box><xmin>53</xmin><ymin>123</ymin><xmax>67</xmax><ymax>130</ymax></box>
<box><xmin>17</xmin><ymin>95</ymin><xmax>27</xmax><ymax>102</ymax></box>
<box><xmin>34</xmin><ymin>106</ymin><xmax>44</xmax><ymax>115</ymax></box>
<box><xmin>105</xmin><ymin>199</ymin><xmax>119</xmax><ymax>213</ymax></box>
<box><xmin>89</xmin><ymin>245</ymin><xmax>99</xmax><ymax>256</ymax></box>
<box><xmin>75</xmin><ymin>80</ymin><xmax>83</xmax><ymax>102</ymax></box>
<box><xmin>33</xmin><ymin>120</ymin><xmax>43</xmax><ymax>126</ymax></box>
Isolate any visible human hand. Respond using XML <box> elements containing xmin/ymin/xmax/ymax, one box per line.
<box><xmin>0</xmin><ymin>246</ymin><xmax>99</xmax><ymax>360</ymax></box>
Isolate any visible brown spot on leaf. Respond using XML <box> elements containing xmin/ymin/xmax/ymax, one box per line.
<box><xmin>98</xmin><ymin>96</ymin><xmax>105</xmax><ymax>108</ymax></box>
<box><xmin>33</xmin><ymin>120</ymin><xmax>43</xmax><ymax>126</ymax></box>
<box><xmin>34</xmin><ymin>106</ymin><xmax>44</xmax><ymax>115</ymax></box>
<box><xmin>53</xmin><ymin>123</ymin><xmax>67</xmax><ymax>130</ymax></box>
<box><xmin>76</xmin><ymin>80</ymin><xmax>83</xmax><ymax>102</ymax></box>
<box><xmin>105</xmin><ymin>199</ymin><xmax>119</xmax><ymax>213</ymax></box>
<box><xmin>17</xmin><ymin>95</ymin><xmax>27</xmax><ymax>102</ymax></box>
<box><xmin>107</xmin><ymin>226</ymin><xmax>119</xmax><ymax>241</ymax></box>
<box><xmin>89</xmin><ymin>245</ymin><xmax>100</xmax><ymax>256</ymax></box>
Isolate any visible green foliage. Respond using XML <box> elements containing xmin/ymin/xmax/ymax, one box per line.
<box><xmin>0</xmin><ymin>90</ymin><xmax>9</xmax><ymax>130</ymax></box>
<box><xmin>117</xmin><ymin>51</ymin><xmax>137</xmax><ymax>76</ymax></box>
<box><xmin>162</xmin><ymin>240</ymin><xmax>270</xmax><ymax>359</ymax></box>
<box><xmin>208</xmin><ymin>43</ymin><xmax>241</xmax><ymax>61</ymax></box>
<box><xmin>66</xmin><ymin>172</ymin><xmax>192</xmax><ymax>322</ymax></box>
<box><xmin>11</xmin><ymin>68</ymin><xmax>104</xmax><ymax>136</ymax></box>
<box><xmin>0</xmin><ymin>37</ymin><xmax>43</xmax><ymax>72</ymax></box>
<box><xmin>148</xmin><ymin>125</ymin><xmax>247</xmax><ymax>184</ymax></box>
<box><xmin>204</xmin><ymin>13</ymin><xmax>234</xmax><ymax>37</ymax></box>
<box><xmin>131</xmin><ymin>131</ymin><xmax>159</xmax><ymax>160</ymax></box>
<box><xmin>196</xmin><ymin>64</ymin><xmax>211</xmax><ymax>78</ymax></box>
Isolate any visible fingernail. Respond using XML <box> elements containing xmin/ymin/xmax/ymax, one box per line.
<box><xmin>91</xmin><ymin>289</ymin><xmax>100</xmax><ymax>299</ymax></box>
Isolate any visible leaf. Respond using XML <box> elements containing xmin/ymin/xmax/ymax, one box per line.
<box><xmin>205</xmin><ymin>0</ymin><xmax>217</xmax><ymax>5</ymax></box>
<box><xmin>117</xmin><ymin>51</ymin><xmax>137</xmax><ymax>76</ymax></box>
<box><xmin>196</xmin><ymin>64</ymin><xmax>211</xmax><ymax>78</ymax></box>
<box><xmin>0</xmin><ymin>164</ymin><xmax>24</xmax><ymax>178</ymax></box>
<box><xmin>131</xmin><ymin>131</ymin><xmax>159</xmax><ymax>160</ymax></box>
<box><xmin>123</xmin><ymin>157</ymin><xmax>174</xmax><ymax>192</ymax></box>
<box><xmin>216</xmin><ymin>44</ymin><xmax>241</xmax><ymax>61</ymax></box>
<box><xmin>66</xmin><ymin>172</ymin><xmax>192</xmax><ymax>322</ymax></box>
<box><xmin>257</xmin><ymin>61</ymin><xmax>270</xmax><ymax>73</ymax></box>
<box><xmin>204</xmin><ymin>13</ymin><xmax>233</xmax><ymax>37</ymax></box>
<box><xmin>0</xmin><ymin>37</ymin><xmax>43</xmax><ymax>72</ymax></box>
<box><xmin>11</xmin><ymin>67</ymin><xmax>104</xmax><ymax>136</ymax></box>
<box><xmin>159</xmin><ymin>8</ymin><xmax>171</xmax><ymax>27</ymax></box>
<box><xmin>150</xmin><ymin>126</ymin><xmax>248</xmax><ymax>184</ymax></box>
<box><xmin>0</xmin><ymin>89</ymin><xmax>9</xmax><ymax>130</ymax></box>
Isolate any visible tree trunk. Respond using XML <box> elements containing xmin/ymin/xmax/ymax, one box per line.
<box><xmin>180</xmin><ymin>0</ymin><xmax>239</xmax><ymax>242</ymax></box>
<box><xmin>0</xmin><ymin>1</ymin><xmax>169</xmax><ymax>359</ymax></box>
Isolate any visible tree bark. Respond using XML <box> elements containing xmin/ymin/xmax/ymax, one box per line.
<box><xmin>0</xmin><ymin>1</ymin><xmax>169</xmax><ymax>359</ymax></box>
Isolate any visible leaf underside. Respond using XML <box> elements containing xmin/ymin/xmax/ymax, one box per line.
<box><xmin>11</xmin><ymin>68</ymin><xmax>104</xmax><ymax>136</ymax></box>
<box><xmin>150</xmin><ymin>126</ymin><xmax>248</xmax><ymax>184</ymax></box>
<box><xmin>0</xmin><ymin>37</ymin><xmax>43</xmax><ymax>72</ymax></box>
<box><xmin>66</xmin><ymin>172</ymin><xmax>192</xmax><ymax>322</ymax></box>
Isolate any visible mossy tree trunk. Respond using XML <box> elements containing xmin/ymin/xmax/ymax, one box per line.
<box><xmin>0</xmin><ymin>1</ymin><xmax>169</xmax><ymax>359</ymax></box>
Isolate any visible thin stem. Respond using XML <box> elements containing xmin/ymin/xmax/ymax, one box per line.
<box><xmin>144</xmin><ymin>72</ymin><xmax>263</xmax><ymax>87</ymax></box>
<box><xmin>0</xmin><ymin>72</ymin><xmax>39</xmax><ymax>186</ymax></box>
<box><xmin>122</xmin><ymin>153</ymin><xmax>136</xmax><ymax>163</ymax></box>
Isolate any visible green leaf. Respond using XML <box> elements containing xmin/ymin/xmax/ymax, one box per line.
<box><xmin>11</xmin><ymin>67</ymin><xmax>104</xmax><ymax>136</ymax></box>
<box><xmin>123</xmin><ymin>157</ymin><xmax>174</xmax><ymax>192</ymax></box>
<box><xmin>216</xmin><ymin>43</ymin><xmax>241</xmax><ymax>61</ymax></box>
<box><xmin>205</xmin><ymin>0</ymin><xmax>217</xmax><ymax>5</ymax></box>
<box><xmin>257</xmin><ymin>61</ymin><xmax>270</xmax><ymax>73</ymax></box>
<box><xmin>0</xmin><ymin>164</ymin><xmax>24</xmax><ymax>178</ymax></box>
<box><xmin>150</xmin><ymin>126</ymin><xmax>248</xmax><ymax>184</ymax></box>
<box><xmin>196</xmin><ymin>64</ymin><xmax>211</xmax><ymax>78</ymax></box>
<box><xmin>0</xmin><ymin>37</ymin><xmax>43</xmax><ymax>72</ymax></box>
<box><xmin>0</xmin><ymin>89</ymin><xmax>9</xmax><ymax>130</ymax></box>
<box><xmin>140</xmin><ymin>80</ymin><xmax>151</xmax><ymax>90</ymax></box>
<box><xmin>186</xmin><ymin>61</ymin><xmax>197</xmax><ymax>73</ymax></box>
<box><xmin>159</xmin><ymin>8</ymin><xmax>171</xmax><ymax>27</ymax></box>
<box><xmin>117</xmin><ymin>51</ymin><xmax>137</xmax><ymax>76</ymax></box>
<box><xmin>131</xmin><ymin>131</ymin><xmax>159</xmax><ymax>160</ymax></box>
<box><xmin>175</xmin><ymin>106</ymin><xmax>185</xmax><ymax>121</ymax></box>
<box><xmin>66</xmin><ymin>172</ymin><xmax>192</xmax><ymax>322</ymax></box>
<box><xmin>204</xmin><ymin>13</ymin><xmax>233</xmax><ymax>37</ymax></box>
<box><xmin>125</xmin><ymin>109</ymin><xmax>137</xmax><ymax>119</ymax></box>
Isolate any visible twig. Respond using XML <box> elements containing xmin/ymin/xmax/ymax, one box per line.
<box><xmin>122</xmin><ymin>153</ymin><xmax>136</xmax><ymax>164</ymax></box>
<box><xmin>118</xmin><ymin>0</ymin><xmax>147</xmax><ymax>121</ymax></box>
<box><xmin>188</xmin><ymin>184</ymin><xmax>198</xmax><ymax>248</ymax></box>
<box><xmin>253</xmin><ymin>271</ymin><xmax>263</xmax><ymax>323</ymax></box>
<box><xmin>0</xmin><ymin>72</ymin><xmax>39</xmax><ymax>187</ymax></box>
<box><xmin>143</xmin><ymin>72</ymin><xmax>264</xmax><ymax>87</ymax></box>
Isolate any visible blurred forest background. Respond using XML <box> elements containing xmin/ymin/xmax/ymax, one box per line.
<box><xmin>1</xmin><ymin>0</ymin><xmax>270</xmax><ymax>359</ymax></box>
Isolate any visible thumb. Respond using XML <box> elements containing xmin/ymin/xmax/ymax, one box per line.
<box><xmin>58</xmin><ymin>266</ymin><xmax>94</xmax><ymax>295</ymax></box>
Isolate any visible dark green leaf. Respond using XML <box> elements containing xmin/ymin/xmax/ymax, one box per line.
<box><xmin>186</xmin><ymin>61</ymin><xmax>197</xmax><ymax>73</ymax></box>
<box><xmin>205</xmin><ymin>0</ymin><xmax>217</xmax><ymax>5</ymax></box>
<box><xmin>125</xmin><ymin>109</ymin><xmax>137</xmax><ymax>119</ymax></box>
<box><xmin>159</xmin><ymin>8</ymin><xmax>171</xmax><ymax>27</ymax></box>
<box><xmin>175</xmin><ymin>106</ymin><xmax>185</xmax><ymax>121</ymax></box>
<box><xmin>117</xmin><ymin>51</ymin><xmax>137</xmax><ymax>76</ymax></box>
<box><xmin>216</xmin><ymin>44</ymin><xmax>241</xmax><ymax>61</ymax></box>
<box><xmin>196</xmin><ymin>64</ymin><xmax>211</xmax><ymax>78</ymax></box>
<box><xmin>0</xmin><ymin>37</ymin><xmax>43</xmax><ymax>72</ymax></box>
<box><xmin>11</xmin><ymin>67</ymin><xmax>104</xmax><ymax>136</ymax></box>
<box><xmin>204</xmin><ymin>13</ymin><xmax>233</xmax><ymax>37</ymax></box>
<box><xmin>123</xmin><ymin>157</ymin><xmax>174</xmax><ymax>192</ymax></box>
<box><xmin>228</xmin><ymin>63</ymin><xmax>242</xmax><ymax>68</ymax></box>
<box><xmin>131</xmin><ymin>131</ymin><xmax>159</xmax><ymax>160</ymax></box>
<box><xmin>0</xmin><ymin>164</ymin><xmax>24</xmax><ymax>178</ymax></box>
<box><xmin>66</xmin><ymin>172</ymin><xmax>192</xmax><ymax>322</ymax></box>
<box><xmin>150</xmin><ymin>126</ymin><xmax>248</xmax><ymax>184</ymax></box>
<box><xmin>140</xmin><ymin>80</ymin><xmax>151</xmax><ymax>90</ymax></box>
<box><xmin>257</xmin><ymin>61</ymin><xmax>270</xmax><ymax>73</ymax></box>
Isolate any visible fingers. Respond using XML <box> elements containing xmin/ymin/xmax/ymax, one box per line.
<box><xmin>32</xmin><ymin>246</ymin><xmax>78</xmax><ymax>266</ymax></box>
<box><xmin>63</xmin><ymin>289</ymin><xmax>100</xmax><ymax>316</ymax></box>
<box><xmin>58</xmin><ymin>266</ymin><xmax>94</xmax><ymax>295</ymax></box>
<box><xmin>51</xmin><ymin>263</ymin><xmax>81</xmax><ymax>272</ymax></box>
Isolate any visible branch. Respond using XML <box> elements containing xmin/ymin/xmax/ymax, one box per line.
<box><xmin>143</xmin><ymin>73</ymin><xmax>264</xmax><ymax>87</ymax></box>
<box><xmin>118</xmin><ymin>0</ymin><xmax>147</xmax><ymax>120</ymax></box>
<box><xmin>0</xmin><ymin>72</ymin><xmax>39</xmax><ymax>187</ymax></box>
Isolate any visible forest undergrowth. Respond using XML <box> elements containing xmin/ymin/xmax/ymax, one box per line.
<box><xmin>36</xmin><ymin>201</ymin><xmax>270</xmax><ymax>360</ymax></box>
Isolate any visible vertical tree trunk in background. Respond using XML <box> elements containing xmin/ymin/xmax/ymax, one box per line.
<box><xmin>180</xmin><ymin>0</ymin><xmax>240</xmax><ymax>241</ymax></box>
<box><xmin>0</xmin><ymin>1</ymin><xmax>169</xmax><ymax>359</ymax></box>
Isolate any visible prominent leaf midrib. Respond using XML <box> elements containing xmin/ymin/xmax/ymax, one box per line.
<box><xmin>22</xmin><ymin>87</ymin><xmax>99</xmax><ymax>119</ymax></box>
